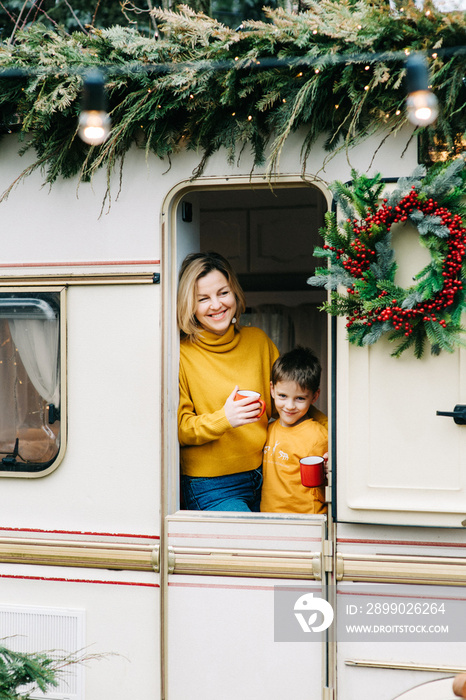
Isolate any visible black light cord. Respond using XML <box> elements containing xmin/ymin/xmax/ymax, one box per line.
<box><xmin>0</xmin><ymin>45</ymin><xmax>465</xmax><ymax>79</ymax></box>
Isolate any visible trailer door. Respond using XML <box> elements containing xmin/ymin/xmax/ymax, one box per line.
<box><xmin>164</xmin><ymin>512</ymin><xmax>329</xmax><ymax>700</ymax></box>
<box><xmin>335</xmin><ymin>182</ymin><xmax>466</xmax><ymax>528</ymax></box>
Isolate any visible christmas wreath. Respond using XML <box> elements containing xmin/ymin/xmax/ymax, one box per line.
<box><xmin>308</xmin><ymin>159</ymin><xmax>466</xmax><ymax>358</ymax></box>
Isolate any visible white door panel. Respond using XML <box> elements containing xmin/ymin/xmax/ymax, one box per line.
<box><xmin>337</xmin><ymin>322</ymin><xmax>466</xmax><ymax>526</ymax></box>
<box><xmin>335</xmin><ymin>180</ymin><xmax>466</xmax><ymax>527</ymax></box>
<box><xmin>336</xmin><ymin>581</ymin><xmax>466</xmax><ymax>700</ymax></box>
<box><xmin>167</xmin><ymin>576</ymin><xmax>325</xmax><ymax>700</ymax></box>
<box><xmin>165</xmin><ymin>512</ymin><xmax>327</xmax><ymax>700</ymax></box>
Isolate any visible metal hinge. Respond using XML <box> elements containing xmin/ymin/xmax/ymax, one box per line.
<box><xmin>323</xmin><ymin>539</ymin><xmax>333</xmax><ymax>573</ymax></box>
<box><xmin>314</xmin><ymin>540</ymin><xmax>334</xmax><ymax>579</ymax></box>
<box><xmin>323</xmin><ymin>686</ymin><xmax>335</xmax><ymax>700</ymax></box>
<box><xmin>151</xmin><ymin>545</ymin><xmax>160</xmax><ymax>573</ymax></box>
<box><xmin>167</xmin><ymin>545</ymin><xmax>175</xmax><ymax>574</ymax></box>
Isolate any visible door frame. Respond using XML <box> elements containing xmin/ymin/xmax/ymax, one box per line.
<box><xmin>160</xmin><ymin>173</ymin><xmax>334</xmax><ymax>699</ymax></box>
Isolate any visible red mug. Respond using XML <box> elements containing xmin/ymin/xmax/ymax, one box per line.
<box><xmin>234</xmin><ymin>390</ymin><xmax>266</xmax><ymax>418</ymax></box>
<box><xmin>300</xmin><ymin>456</ymin><xmax>325</xmax><ymax>487</ymax></box>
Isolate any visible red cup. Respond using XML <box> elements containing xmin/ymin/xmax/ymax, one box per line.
<box><xmin>234</xmin><ymin>390</ymin><xmax>266</xmax><ymax>418</ymax></box>
<box><xmin>300</xmin><ymin>456</ymin><xmax>325</xmax><ymax>487</ymax></box>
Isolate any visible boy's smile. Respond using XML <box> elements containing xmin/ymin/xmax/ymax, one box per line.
<box><xmin>271</xmin><ymin>380</ymin><xmax>320</xmax><ymax>427</ymax></box>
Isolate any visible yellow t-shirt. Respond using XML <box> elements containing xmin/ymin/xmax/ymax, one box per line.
<box><xmin>260</xmin><ymin>417</ymin><xmax>328</xmax><ymax>514</ymax></box>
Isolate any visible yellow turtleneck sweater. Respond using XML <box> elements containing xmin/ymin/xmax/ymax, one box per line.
<box><xmin>178</xmin><ymin>325</ymin><xmax>279</xmax><ymax>477</ymax></box>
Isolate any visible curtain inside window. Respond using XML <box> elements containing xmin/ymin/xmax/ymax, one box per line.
<box><xmin>0</xmin><ymin>312</ymin><xmax>60</xmax><ymax>466</ymax></box>
<box><xmin>9</xmin><ymin>317</ymin><xmax>60</xmax><ymax>407</ymax></box>
<box><xmin>0</xmin><ymin>320</ymin><xmax>17</xmax><ymax>443</ymax></box>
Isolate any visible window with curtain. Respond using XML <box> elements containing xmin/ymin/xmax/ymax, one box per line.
<box><xmin>0</xmin><ymin>291</ymin><xmax>62</xmax><ymax>474</ymax></box>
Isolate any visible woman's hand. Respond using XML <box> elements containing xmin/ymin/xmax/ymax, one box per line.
<box><xmin>224</xmin><ymin>386</ymin><xmax>264</xmax><ymax>428</ymax></box>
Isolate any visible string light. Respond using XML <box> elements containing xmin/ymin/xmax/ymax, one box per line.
<box><xmin>77</xmin><ymin>69</ymin><xmax>110</xmax><ymax>146</ymax></box>
<box><xmin>0</xmin><ymin>44</ymin><xmax>456</xmax><ymax>140</ymax></box>
<box><xmin>405</xmin><ymin>53</ymin><xmax>438</xmax><ymax>126</ymax></box>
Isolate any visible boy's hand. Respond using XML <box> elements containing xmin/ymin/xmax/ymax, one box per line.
<box><xmin>323</xmin><ymin>452</ymin><xmax>329</xmax><ymax>477</ymax></box>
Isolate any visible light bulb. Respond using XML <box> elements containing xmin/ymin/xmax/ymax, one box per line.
<box><xmin>406</xmin><ymin>90</ymin><xmax>439</xmax><ymax>126</ymax></box>
<box><xmin>78</xmin><ymin>70</ymin><xmax>111</xmax><ymax>145</ymax></box>
<box><xmin>78</xmin><ymin>110</ymin><xmax>111</xmax><ymax>145</ymax></box>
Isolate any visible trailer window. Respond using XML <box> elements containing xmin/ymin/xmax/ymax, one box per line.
<box><xmin>0</xmin><ymin>292</ymin><xmax>62</xmax><ymax>474</ymax></box>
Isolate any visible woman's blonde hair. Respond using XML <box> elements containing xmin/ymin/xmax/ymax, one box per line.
<box><xmin>177</xmin><ymin>251</ymin><xmax>246</xmax><ymax>342</ymax></box>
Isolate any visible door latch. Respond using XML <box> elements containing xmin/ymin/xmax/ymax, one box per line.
<box><xmin>436</xmin><ymin>404</ymin><xmax>466</xmax><ymax>425</ymax></box>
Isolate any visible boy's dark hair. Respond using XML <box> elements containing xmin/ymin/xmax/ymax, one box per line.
<box><xmin>271</xmin><ymin>346</ymin><xmax>321</xmax><ymax>394</ymax></box>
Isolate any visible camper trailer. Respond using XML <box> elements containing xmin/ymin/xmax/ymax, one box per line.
<box><xmin>0</xmin><ymin>123</ymin><xmax>465</xmax><ymax>700</ymax></box>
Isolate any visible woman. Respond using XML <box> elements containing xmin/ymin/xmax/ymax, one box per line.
<box><xmin>177</xmin><ymin>251</ymin><xmax>279</xmax><ymax>511</ymax></box>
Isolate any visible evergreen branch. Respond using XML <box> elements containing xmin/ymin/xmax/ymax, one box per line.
<box><xmin>0</xmin><ymin>640</ymin><xmax>117</xmax><ymax>699</ymax></box>
<box><xmin>0</xmin><ymin>2</ymin><xmax>465</xmax><ymax>186</ymax></box>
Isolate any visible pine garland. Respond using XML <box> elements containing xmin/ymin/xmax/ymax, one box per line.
<box><xmin>308</xmin><ymin>158</ymin><xmax>466</xmax><ymax>358</ymax></box>
<box><xmin>0</xmin><ymin>641</ymin><xmax>110</xmax><ymax>699</ymax></box>
<box><xmin>0</xmin><ymin>644</ymin><xmax>58</xmax><ymax>699</ymax></box>
<box><xmin>0</xmin><ymin>1</ymin><xmax>465</xmax><ymax>193</ymax></box>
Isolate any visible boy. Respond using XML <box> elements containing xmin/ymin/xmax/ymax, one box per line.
<box><xmin>260</xmin><ymin>346</ymin><xmax>328</xmax><ymax>514</ymax></box>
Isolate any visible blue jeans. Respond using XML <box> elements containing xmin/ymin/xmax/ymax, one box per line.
<box><xmin>181</xmin><ymin>468</ymin><xmax>263</xmax><ymax>512</ymax></box>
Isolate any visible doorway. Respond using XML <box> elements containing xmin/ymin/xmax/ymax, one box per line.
<box><xmin>160</xmin><ymin>180</ymin><xmax>333</xmax><ymax>700</ymax></box>
<box><xmin>178</xmin><ymin>183</ymin><xmax>329</xmax><ymax>413</ymax></box>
